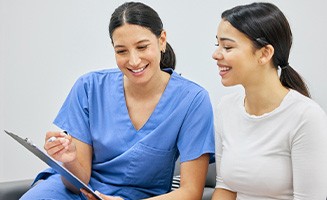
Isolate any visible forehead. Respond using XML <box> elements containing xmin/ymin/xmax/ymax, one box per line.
<box><xmin>218</xmin><ymin>20</ymin><xmax>235</xmax><ymax>33</ymax></box>
<box><xmin>217</xmin><ymin>20</ymin><xmax>251</xmax><ymax>43</ymax></box>
<box><xmin>112</xmin><ymin>24</ymin><xmax>156</xmax><ymax>46</ymax></box>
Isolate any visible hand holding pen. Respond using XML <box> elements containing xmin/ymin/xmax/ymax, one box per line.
<box><xmin>44</xmin><ymin>131</ymin><xmax>77</xmax><ymax>163</ymax></box>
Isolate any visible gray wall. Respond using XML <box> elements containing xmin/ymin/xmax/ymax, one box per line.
<box><xmin>1</xmin><ymin>0</ymin><xmax>326</xmax><ymax>182</ymax></box>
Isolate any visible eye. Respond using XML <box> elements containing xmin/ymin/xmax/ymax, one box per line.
<box><xmin>224</xmin><ymin>46</ymin><xmax>232</xmax><ymax>50</ymax></box>
<box><xmin>137</xmin><ymin>45</ymin><xmax>148</xmax><ymax>50</ymax></box>
<box><xmin>115</xmin><ymin>49</ymin><xmax>127</xmax><ymax>54</ymax></box>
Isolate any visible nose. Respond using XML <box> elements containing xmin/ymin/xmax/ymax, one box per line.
<box><xmin>212</xmin><ymin>48</ymin><xmax>223</xmax><ymax>60</ymax></box>
<box><xmin>128</xmin><ymin>51</ymin><xmax>141</xmax><ymax>66</ymax></box>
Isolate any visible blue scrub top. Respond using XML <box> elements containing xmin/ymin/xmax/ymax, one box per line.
<box><xmin>53</xmin><ymin>68</ymin><xmax>215</xmax><ymax>199</ymax></box>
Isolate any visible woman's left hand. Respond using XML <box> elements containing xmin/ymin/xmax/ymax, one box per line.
<box><xmin>81</xmin><ymin>189</ymin><xmax>124</xmax><ymax>200</ymax></box>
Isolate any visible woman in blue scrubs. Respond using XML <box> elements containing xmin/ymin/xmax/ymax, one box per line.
<box><xmin>21</xmin><ymin>2</ymin><xmax>215</xmax><ymax>200</ymax></box>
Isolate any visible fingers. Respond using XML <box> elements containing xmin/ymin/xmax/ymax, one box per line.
<box><xmin>44</xmin><ymin>131</ymin><xmax>72</xmax><ymax>156</ymax></box>
<box><xmin>45</xmin><ymin>131</ymin><xmax>62</xmax><ymax>143</ymax></box>
<box><xmin>81</xmin><ymin>189</ymin><xmax>98</xmax><ymax>200</ymax></box>
<box><xmin>81</xmin><ymin>189</ymin><xmax>93</xmax><ymax>200</ymax></box>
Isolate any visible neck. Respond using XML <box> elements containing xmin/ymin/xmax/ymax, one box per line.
<box><xmin>243</xmin><ymin>72</ymin><xmax>289</xmax><ymax>116</ymax></box>
<box><xmin>124</xmin><ymin>70</ymin><xmax>170</xmax><ymax>99</ymax></box>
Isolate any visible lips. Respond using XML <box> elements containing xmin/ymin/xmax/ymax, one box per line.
<box><xmin>218</xmin><ymin>63</ymin><xmax>231</xmax><ymax>71</ymax></box>
<box><xmin>217</xmin><ymin>64</ymin><xmax>231</xmax><ymax>77</ymax></box>
<box><xmin>219</xmin><ymin>66</ymin><xmax>231</xmax><ymax>72</ymax></box>
<box><xmin>129</xmin><ymin>64</ymin><xmax>149</xmax><ymax>74</ymax></box>
<box><xmin>131</xmin><ymin>67</ymin><xmax>145</xmax><ymax>73</ymax></box>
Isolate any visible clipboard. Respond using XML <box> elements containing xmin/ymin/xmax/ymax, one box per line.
<box><xmin>4</xmin><ymin>130</ymin><xmax>102</xmax><ymax>200</ymax></box>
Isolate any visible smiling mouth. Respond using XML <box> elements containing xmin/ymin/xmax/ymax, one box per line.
<box><xmin>219</xmin><ymin>66</ymin><xmax>231</xmax><ymax>72</ymax></box>
<box><xmin>129</xmin><ymin>64</ymin><xmax>148</xmax><ymax>73</ymax></box>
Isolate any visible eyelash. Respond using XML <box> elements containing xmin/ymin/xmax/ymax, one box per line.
<box><xmin>137</xmin><ymin>45</ymin><xmax>148</xmax><ymax>50</ymax></box>
<box><xmin>116</xmin><ymin>45</ymin><xmax>149</xmax><ymax>54</ymax></box>
<box><xmin>215</xmin><ymin>43</ymin><xmax>232</xmax><ymax>50</ymax></box>
<box><xmin>116</xmin><ymin>50</ymin><xmax>126</xmax><ymax>54</ymax></box>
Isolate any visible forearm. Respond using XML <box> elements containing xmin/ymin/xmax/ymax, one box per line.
<box><xmin>62</xmin><ymin>138</ymin><xmax>92</xmax><ymax>193</ymax></box>
<box><xmin>61</xmin><ymin>159</ymin><xmax>91</xmax><ymax>193</ymax></box>
<box><xmin>147</xmin><ymin>154</ymin><xmax>209</xmax><ymax>200</ymax></box>
<box><xmin>211</xmin><ymin>188</ymin><xmax>236</xmax><ymax>200</ymax></box>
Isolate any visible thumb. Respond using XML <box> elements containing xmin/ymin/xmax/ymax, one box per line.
<box><xmin>95</xmin><ymin>191</ymin><xmax>108</xmax><ymax>200</ymax></box>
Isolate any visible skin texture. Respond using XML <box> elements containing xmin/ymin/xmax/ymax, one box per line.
<box><xmin>44</xmin><ymin>131</ymin><xmax>92</xmax><ymax>194</ymax></box>
<box><xmin>212</xmin><ymin>20</ymin><xmax>288</xmax><ymax>116</ymax></box>
<box><xmin>211</xmin><ymin>188</ymin><xmax>236</xmax><ymax>200</ymax></box>
<box><xmin>45</xmin><ymin>23</ymin><xmax>210</xmax><ymax>200</ymax></box>
<box><xmin>212</xmin><ymin>20</ymin><xmax>261</xmax><ymax>88</ymax></box>
<box><xmin>112</xmin><ymin>24</ymin><xmax>170</xmax><ymax>131</ymax></box>
<box><xmin>211</xmin><ymin>19</ymin><xmax>289</xmax><ymax>200</ymax></box>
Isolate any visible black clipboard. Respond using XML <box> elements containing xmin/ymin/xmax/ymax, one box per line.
<box><xmin>4</xmin><ymin>130</ymin><xmax>102</xmax><ymax>200</ymax></box>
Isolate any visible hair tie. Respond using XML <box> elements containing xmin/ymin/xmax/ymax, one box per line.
<box><xmin>280</xmin><ymin>63</ymin><xmax>289</xmax><ymax>70</ymax></box>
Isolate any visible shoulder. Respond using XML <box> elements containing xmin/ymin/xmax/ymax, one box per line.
<box><xmin>69</xmin><ymin>68</ymin><xmax>122</xmax><ymax>93</ymax></box>
<box><xmin>78</xmin><ymin>68</ymin><xmax>121</xmax><ymax>82</ymax></box>
<box><xmin>168</xmin><ymin>72</ymin><xmax>215</xmax><ymax>113</ymax></box>
<box><xmin>288</xmin><ymin>90</ymin><xmax>327</xmax><ymax>119</ymax></box>
<box><xmin>171</xmin><ymin>71</ymin><xmax>209</xmax><ymax>96</ymax></box>
<box><xmin>287</xmin><ymin>90</ymin><xmax>327</xmax><ymax>140</ymax></box>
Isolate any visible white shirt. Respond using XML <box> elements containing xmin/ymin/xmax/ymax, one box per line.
<box><xmin>215</xmin><ymin>90</ymin><xmax>327</xmax><ymax>200</ymax></box>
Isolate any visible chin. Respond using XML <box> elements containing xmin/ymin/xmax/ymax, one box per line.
<box><xmin>221</xmin><ymin>80</ymin><xmax>236</xmax><ymax>87</ymax></box>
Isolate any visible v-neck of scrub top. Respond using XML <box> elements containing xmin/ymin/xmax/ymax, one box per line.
<box><xmin>119</xmin><ymin>69</ymin><xmax>173</xmax><ymax>133</ymax></box>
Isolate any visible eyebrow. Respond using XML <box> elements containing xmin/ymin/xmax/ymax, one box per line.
<box><xmin>216</xmin><ymin>35</ymin><xmax>236</xmax><ymax>43</ymax></box>
<box><xmin>114</xmin><ymin>39</ymin><xmax>150</xmax><ymax>48</ymax></box>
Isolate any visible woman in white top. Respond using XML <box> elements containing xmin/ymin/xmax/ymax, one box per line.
<box><xmin>211</xmin><ymin>2</ymin><xmax>327</xmax><ymax>200</ymax></box>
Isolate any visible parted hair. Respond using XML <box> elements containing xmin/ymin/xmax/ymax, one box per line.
<box><xmin>109</xmin><ymin>2</ymin><xmax>176</xmax><ymax>70</ymax></box>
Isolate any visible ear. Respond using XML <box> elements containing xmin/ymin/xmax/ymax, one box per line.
<box><xmin>159</xmin><ymin>30</ymin><xmax>167</xmax><ymax>52</ymax></box>
<box><xmin>258</xmin><ymin>44</ymin><xmax>274</xmax><ymax>65</ymax></box>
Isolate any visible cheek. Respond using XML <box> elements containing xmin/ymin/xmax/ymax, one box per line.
<box><xmin>149</xmin><ymin>46</ymin><xmax>161</xmax><ymax>57</ymax></box>
<box><xmin>144</xmin><ymin>48</ymin><xmax>161</xmax><ymax>65</ymax></box>
<box><xmin>226</xmin><ymin>51</ymin><xmax>249</xmax><ymax>66</ymax></box>
<box><xmin>146</xmin><ymin>48</ymin><xmax>161</xmax><ymax>61</ymax></box>
<box><xmin>223</xmin><ymin>52</ymin><xmax>237</xmax><ymax>65</ymax></box>
<box><xmin>115</xmin><ymin>55</ymin><xmax>126</xmax><ymax>68</ymax></box>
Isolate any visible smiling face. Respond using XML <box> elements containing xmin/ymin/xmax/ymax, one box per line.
<box><xmin>212</xmin><ymin>20</ymin><xmax>262</xmax><ymax>87</ymax></box>
<box><xmin>112</xmin><ymin>23</ymin><xmax>166</xmax><ymax>86</ymax></box>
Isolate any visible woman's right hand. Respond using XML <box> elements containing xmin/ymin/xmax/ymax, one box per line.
<box><xmin>44</xmin><ymin>131</ymin><xmax>77</xmax><ymax>163</ymax></box>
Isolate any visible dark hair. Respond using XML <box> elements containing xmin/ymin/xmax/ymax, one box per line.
<box><xmin>222</xmin><ymin>2</ymin><xmax>310</xmax><ymax>97</ymax></box>
<box><xmin>109</xmin><ymin>2</ymin><xmax>176</xmax><ymax>70</ymax></box>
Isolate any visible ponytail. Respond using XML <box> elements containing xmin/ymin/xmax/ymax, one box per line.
<box><xmin>280</xmin><ymin>65</ymin><xmax>311</xmax><ymax>98</ymax></box>
<box><xmin>221</xmin><ymin>2</ymin><xmax>311</xmax><ymax>98</ymax></box>
<box><xmin>160</xmin><ymin>42</ymin><xmax>176</xmax><ymax>70</ymax></box>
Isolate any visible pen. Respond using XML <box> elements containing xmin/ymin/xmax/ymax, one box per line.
<box><xmin>47</xmin><ymin>131</ymin><xmax>68</xmax><ymax>142</ymax></box>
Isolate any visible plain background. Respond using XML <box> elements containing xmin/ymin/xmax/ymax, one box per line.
<box><xmin>1</xmin><ymin>0</ymin><xmax>326</xmax><ymax>182</ymax></box>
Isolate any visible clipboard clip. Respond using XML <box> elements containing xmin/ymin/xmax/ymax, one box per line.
<box><xmin>24</xmin><ymin>137</ymin><xmax>36</xmax><ymax>147</ymax></box>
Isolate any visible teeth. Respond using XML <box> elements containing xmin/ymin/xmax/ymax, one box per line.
<box><xmin>219</xmin><ymin>67</ymin><xmax>230</xmax><ymax>71</ymax></box>
<box><xmin>131</xmin><ymin>67</ymin><xmax>145</xmax><ymax>73</ymax></box>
